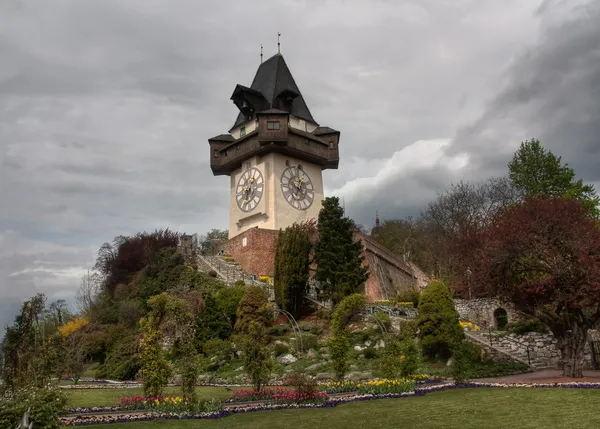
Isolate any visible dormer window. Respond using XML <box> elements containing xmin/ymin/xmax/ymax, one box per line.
<box><xmin>267</xmin><ymin>121</ymin><xmax>280</xmax><ymax>130</ymax></box>
<box><xmin>240</xmin><ymin>126</ymin><xmax>246</xmax><ymax>137</ymax></box>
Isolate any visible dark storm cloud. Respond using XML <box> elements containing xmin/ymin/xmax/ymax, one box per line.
<box><xmin>339</xmin><ymin>0</ymin><xmax>600</xmax><ymax>227</ymax></box>
<box><xmin>449</xmin><ymin>0</ymin><xmax>600</xmax><ymax>177</ymax></box>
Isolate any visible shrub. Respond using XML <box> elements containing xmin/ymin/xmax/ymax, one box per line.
<box><xmin>203</xmin><ymin>339</ymin><xmax>234</xmax><ymax>363</ymax></box>
<box><xmin>273</xmin><ymin>342</ymin><xmax>290</xmax><ymax>357</ymax></box>
<box><xmin>395</xmin><ymin>288</ymin><xmax>421</xmax><ymax>308</ymax></box>
<box><xmin>506</xmin><ymin>318</ymin><xmax>548</xmax><ymax>334</ymax></box>
<box><xmin>315</xmin><ymin>307</ymin><xmax>332</xmax><ymax>320</ymax></box>
<box><xmin>449</xmin><ymin>341</ymin><xmax>480</xmax><ymax>383</ymax></box>
<box><xmin>399</xmin><ymin>320</ymin><xmax>418</xmax><ymax>340</ymax></box>
<box><xmin>399</xmin><ymin>338</ymin><xmax>421</xmax><ymax>378</ymax></box>
<box><xmin>363</xmin><ymin>346</ymin><xmax>378</xmax><ymax>359</ymax></box>
<box><xmin>235</xmin><ymin>286</ymin><xmax>273</xmax><ymax>334</ymax></box>
<box><xmin>0</xmin><ymin>387</ymin><xmax>67</xmax><ymax>429</ymax></box>
<box><xmin>417</xmin><ymin>280</ymin><xmax>464</xmax><ymax>360</ymax></box>
<box><xmin>286</xmin><ymin>372</ymin><xmax>317</xmax><ymax>397</ymax></box>
<box><xmin>379</xmin><ymin>337</ymin><xmax>402</xmax><ymax>378</ymax></box>
<box><xmin>269</xmin><ymin>324</ymin><xmax>290</xmax><ymax>336</ymax></box>
<box><xmin>329</xmin><ymin>334</ymin><xmax>351</xmax><ymax>380</ymax></box>
<box><xmin>298</xmin><ymin>332</ymin><xmax>319</xmax><ymax>352</ymax></box>
<box><xmin>298</xmin><ymin>321</ymin><xmax>324</xmax><ymax>336</ymax></box>
<box><xmin>371</xmin><ymin>312</ymin><xmax>392</xmax><ymax>332</ymax></box>
<box><xmin>330</xmin><ymin>294</ymin><xmax>367</xmax><ymax>336</ymax></box>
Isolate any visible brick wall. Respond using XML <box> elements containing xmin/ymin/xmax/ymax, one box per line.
<box><xmin>219</xmin><ymin>227</ymin><xmax>430</xmax><ymax>301</ymax></box>
<box><xmin>221</xmin><ymin>228</ymin><xmax>279</xmax><ymax>277</ymax></box>
<box><xmin>356</xmin><ymin>231</ymin><xmax>430</xmax><ymax>302</ymax></box>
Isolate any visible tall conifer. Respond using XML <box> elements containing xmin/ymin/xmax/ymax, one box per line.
<box><xmin>314</xmin><ymin>197</ymin><xmax>369</xmax><ymax>306</ymax></box>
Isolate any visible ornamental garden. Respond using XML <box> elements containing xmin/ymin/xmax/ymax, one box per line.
<box><xmin>3</xmin><ymin>139</ymin><xmax>600</xmax><ymax>428</ymax></box>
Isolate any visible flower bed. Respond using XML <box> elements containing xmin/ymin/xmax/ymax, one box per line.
<box><xmin>119</xmin><ymin>395</ymin><xmax>222</xmax><ymax>414</ymax></box>
<box><xmin>60</xmin><ymin>381</ymin><xmax>600</xmax><ymax>425</ymax></box>
<box><xmin>318</xmin><ymin>374</ymin><xmax>435</xmax><ymax>394</ymax></box>
<box><xmin>229</xmin><ymin>387</ymin><xmax>328</xmax><ymax>404</ymax></box>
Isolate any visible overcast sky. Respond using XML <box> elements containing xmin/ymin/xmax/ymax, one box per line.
<box><xmin>1</xmin><ymin>0</ymin><xmax>599</xmax><ymax>328</ymax></box>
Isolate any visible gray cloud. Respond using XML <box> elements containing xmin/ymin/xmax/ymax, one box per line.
<box><xmin>1</xmin><ymin>0</ymin><xmax>597</xmax><ymax>329</ymax></box>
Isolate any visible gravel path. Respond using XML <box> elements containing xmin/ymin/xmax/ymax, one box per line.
<box><xmin>474</xmin><ymin>369</ymin><xmax>600</xmax><ymax>384</ymax></box>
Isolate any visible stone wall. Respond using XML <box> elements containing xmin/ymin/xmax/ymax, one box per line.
<box><xmin>220</xmin><ymin>227</ymin><xmax>279</xmax><ymax>277</ymax></box>
<box><xmin>490</xmin><ymin>331</ymin><xmax>592</xmax><ymax>369</ymax></box>
<box><xmin>454</xmin><ymin>298</ymin><xmax>522</xmax><ymax>329</ymax></box>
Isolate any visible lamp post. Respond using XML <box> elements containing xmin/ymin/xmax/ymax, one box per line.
<box><xmin>466</xmin><ymin>267</ymin><xmax>472</xmax><ymax>300</ymax></box>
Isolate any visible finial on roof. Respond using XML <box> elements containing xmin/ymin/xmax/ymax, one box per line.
<box><xmin>375</xmin><ymin>210</ymin><xmax>380</xmax><ymax>227</ymax></box>
<box><xmin>260</xmin><ymin>44</ymin><xmax>263</xmax><ymax>63</ymax></box>
<box><xmin>277</xmin><ymin>32</ymin><xmax>281</xmax><ymax>54</ymax></box>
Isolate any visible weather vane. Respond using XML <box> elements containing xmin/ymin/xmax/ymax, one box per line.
<box><xmin>260</xmin><ymin>44</ymin><xmax>263</xmax><ymax>63</ymax></box>
<box><xmin>277</xmin><ymin>32</ymin><xmax>281</xmax><ymax>54</ymax></box>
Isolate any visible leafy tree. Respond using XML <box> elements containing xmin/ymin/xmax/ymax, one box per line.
<box><xmin>58</xmin><ymin>317</ymin><xmax>90</xmax><ymax>383</ymax></box>
<box><xmin>417</xmin><ymin>280</ymin><xmax>463</xmax><ymax>360</ymax></box>
<box><xmin>328</xmin><ymin>293</ymin><xmax>366</xmax><ymax>379</ymax></box>
<box><xmin>274</xmin><ymin>222</ymin><xmax>312</xmax><ymax>317</ymax></box>
<box><xmin>314</xmin><ymin>197</ymin><xmax>369</xmax><ymax>306</ymax></box>
<box><xmin>234</xmin><ymin>286</ymin><xmax>274</xmax><ymax>334</ymax></box>
<box><xmin>93</xmin><ymin>229</ymin><xmax>180</xmax><ymax>297</ymax></box>
<box><xmin>508</xmin><ymin>139</ymin><xmax>599</xmax><ymax>218</ymax></box>
<box><xmin>198</xmin><ymin>229</ymin><xmax>229</xmax><ymax>255</ymax></box>
<box><xmin>1</xmin><ymin>294</ymin><xmax>50</xmax><ymax>392</ymax></box>
<box><xmin>75</xmin><ymin>270</ymin><xmax>102</xmax><ymax>315</ymax></box>
<box><xmin>239</xmin><ymin>321</ymin><xmax>273</xmax><ymax>392</ymax></box>
<box><xmin>235</xmin><ymin>286</ymin><xmax>274</xmax><ymax>391</ymax></box>
<box><xmin>464</xmin><ymin>197</ymin><xmax>600</xmax><ymax>377</ymax></box>
<box><xmin>139</xmin><ymin>291</ymin><xmax>203</xmax><ymax>397</ymax></box>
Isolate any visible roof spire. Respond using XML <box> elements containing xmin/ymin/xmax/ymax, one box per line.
<box><xmin>260</xmin><ymin>44</ymin><xmax>263</xmax><ymax>63</ymax></box>
<box><xmin>277</xmin><ymin>32</ymin><xmax>281</xmax><ymax>54</ymax></box>
<box><xmin>375</xmin><ymin>210</ymin><xmax>380</xmax><ymax>227</ymax></box>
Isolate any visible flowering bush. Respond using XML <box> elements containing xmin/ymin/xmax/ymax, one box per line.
<box><xmin>229</xmin><ymin>387</ymin><xmax>328</xmax><ymax>404</ymax></box>
<box><xmin>356</xmin><ymin>379</ymin><xmax>415</xmax><ymax>395</ymax></box>
<box><xmin>374</xmin><ymin>300</ymin><xmax>414</xmax><ymax>307</ymax></box>
<box><xmin>459</xmin><ymin>321</ymin><xmax>480</xmax><ymax>331</ymax></box>
<box><xmin>318</xmin><ymin>380</ymin><xmax>359</xmax><ymax>394</ymax></box>
<box><xmin>119</xmin><ymin>395</ymin><xmax>222</xmax><ymax>414</ymax></box>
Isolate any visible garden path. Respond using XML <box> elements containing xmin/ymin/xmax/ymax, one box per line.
<box><xmin>474</xmin><ymin>368</ymin><xmax>600</xmax><ymax>384</ymax></box>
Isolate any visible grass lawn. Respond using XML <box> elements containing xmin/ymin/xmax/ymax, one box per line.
<box><xmin>65</xmin><ymin>386</ymin><xmax>248</xmax><ymax>408</ymax></box>
<box><xmin>76</xmin><ymin>388</ymin><xmax>600</xmax><ymax>429</ymax></box>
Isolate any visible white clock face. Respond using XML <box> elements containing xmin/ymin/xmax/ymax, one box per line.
<box><xmin>280</xmin><ymin>166</ymin><xmax>315</xmax><ymax>211</ymax></box>
<box><xmin>236</xmin><ymin>167</ymin><xmax>264</xmax><ymax>212</ymax></box>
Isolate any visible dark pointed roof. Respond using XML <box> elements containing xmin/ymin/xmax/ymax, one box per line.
<box><xmin>230</xmin><ymin>54</ymin><xmax>317</xmax><ymax>130</ymax></box>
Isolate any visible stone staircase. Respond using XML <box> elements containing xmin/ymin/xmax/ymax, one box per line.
<box><xmin>465</xmin><ymin>330</ymin><xmax>550</xmax><ymax>369</ymax></box>
<box><xmin>197</xmin><ymin>253</ymin><xmax>275</xmax><ymax>300</ymax></box>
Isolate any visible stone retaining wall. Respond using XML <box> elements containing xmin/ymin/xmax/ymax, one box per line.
<box><xmin>490</xmin><ymin>331</ymin><xmax>592</xmax><ymax>369</ymax></box>
<box><xmin>454</xmin><ymin>298</ymin><xmax>522</xmax><ymax>329</ymax></box>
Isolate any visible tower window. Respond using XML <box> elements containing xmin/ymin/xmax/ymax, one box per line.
<box><xmin>267</xmin><ymin>121</ymin><xmax>280</xmax><ymax>130</ymax></box>
<box><xmin>329</xmin><ymin>141</ymin><xmax>335</xmax><ymax>149</ymax></box>
<box><xmin>213</xmin><ymin>150</ymin><xmax>219</xmax><ymax>158</ymax></box>
<box><xmin>240</xmin><ymin>126</ymin><xmax>246</xmax><ymax>137</ymax></box>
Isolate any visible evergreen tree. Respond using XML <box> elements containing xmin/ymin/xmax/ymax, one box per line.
<box><xmin>314</xmin><ymin>197</ymin><xmax>369</xmax><ymax>306</ymax></box>
<box><xmin>417</xmin><ymin>280</ymin><xmax>464</xmax><ymax>360</ymax></box>
<box><xmin>274</xmin><ymin>223</ymin><xmax>312</xmax><ymax>317</ymax></box>
<box><xmin>508</xmin><ymin>139</ymin><xmax>600</xmax><ymax>218</ymax></box>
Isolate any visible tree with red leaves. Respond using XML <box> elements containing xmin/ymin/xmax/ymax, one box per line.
<box><xmin>464</xmin><ymin>197</ymin><xmax>600</xmax><ymax>377</ymax></box>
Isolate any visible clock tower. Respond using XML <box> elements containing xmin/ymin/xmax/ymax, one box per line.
<box><xmin>208</xmin><ymin>53</ymin><xmax>340</xmax><ymax>240</ymax></box>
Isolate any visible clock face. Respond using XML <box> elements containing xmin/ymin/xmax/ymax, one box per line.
<box><xmin>236</xmin><ymin>167</ymin><xmax>264</xmax><ymax>212</ymax></box>
<box><xmin>280</xmin><ymin>166</ymin><xmax>315</xmax><ymax>211</ymax></box>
